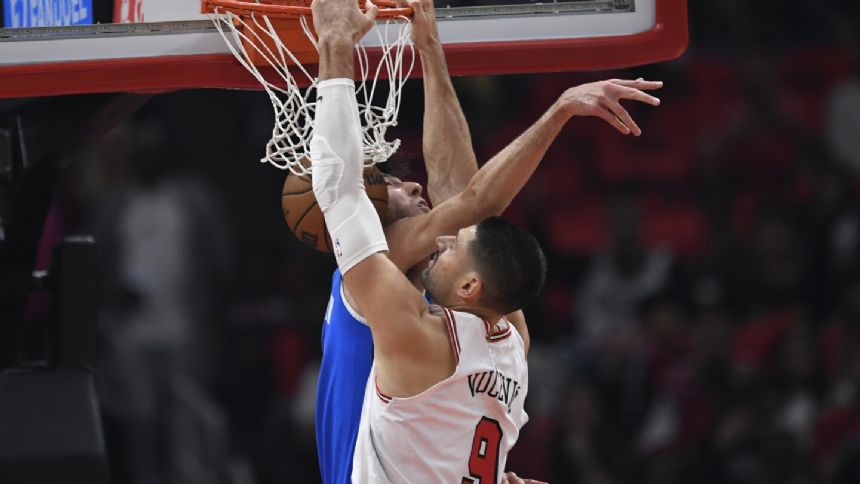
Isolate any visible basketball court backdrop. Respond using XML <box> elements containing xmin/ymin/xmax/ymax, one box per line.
<box><xmin>0</xmin><ymin>1</ymin><xmax>687</xmax><ymax>483</ymax></box>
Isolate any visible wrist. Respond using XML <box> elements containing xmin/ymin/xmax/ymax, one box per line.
<box><xmin>415</xmin><ymin>38</ymin><xmax>443</xmax><ymax>54</ymax></box>
<box><xmin>550</xmin><ymin>99</ymin><xmax>575</xmax><ymax>122</ymax></box>
<box><xmin>318</xmin><ymin>34</ymin><xmax>355</xmax><ymax>52</ymax></box>
<box><xmin>317</xmin><ymin>35</ymin><xmax>356</xmax><ymax>81</ymax></box>
<box><xmin>418</xmin><ymin>42</ymin><xmax>450</xmax><ymax>78</ymax></box>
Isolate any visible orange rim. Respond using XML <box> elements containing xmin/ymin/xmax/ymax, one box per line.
<box><xmin>203</xmin><ymin>0</ymin><xmax>412</xmax><ymax>19</ymax></box>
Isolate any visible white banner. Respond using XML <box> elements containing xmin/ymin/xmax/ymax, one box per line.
<box><xmin>114</xmin><ymin>0</ymin><xmax>207</xmax><ymax>23</ymax></box>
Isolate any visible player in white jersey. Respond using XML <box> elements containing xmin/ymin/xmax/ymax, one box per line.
<box><xmin>308</xmin><ymin>1</ymin><xmax>545</xmax><ymax>480</ymax></box>
<box><xmin>354</xmin><ymin>303</ymin><xmax>529</xmax><ymax>483</ymax></box>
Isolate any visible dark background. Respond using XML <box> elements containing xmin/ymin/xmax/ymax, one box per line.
<box><xmin>5</xmin><ymin>1</ymin><xmax>860</xmax><ymax>483</ymax></box>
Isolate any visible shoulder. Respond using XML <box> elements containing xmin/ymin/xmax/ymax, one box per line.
<box><xmin>373</xmin><ymin>303</ymin><xmax>450</xmax><ymax>361</ymax></box>
<box><xmin>425</xmin><ymin>305</ymin><xmax>455</xmax><ymax>341</ymax></box>
<box><xmin>437</xmin><ymin>308</ymin><xmax>489</xmax><ymax>351</ymax></box>
<box><xmin>374</xmin><ymin>306</ymin><xmax>456</xmax><ymax>397</ymax></box>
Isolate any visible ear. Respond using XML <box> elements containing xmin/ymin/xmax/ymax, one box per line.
<box><xmin>457</xmin><ymin>272</ymin><xmax>482</xmax><ymax>301</ymax></box>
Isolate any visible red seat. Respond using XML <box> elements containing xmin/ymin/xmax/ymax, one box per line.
<box><xmin>545</xmin><ymin>197</ymin><xmax>607</xmax><ymax>254</ymax></box>
<box><xmin>641</xmin><ymin>194</ymin><xmax>708</xmax><ymax>258</ymax></box>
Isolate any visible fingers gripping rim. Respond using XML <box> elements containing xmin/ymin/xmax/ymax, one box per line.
<box><xmin>205</xmin><ymin>0</ymin><xmax>417</xmax><ymax>176</ymax></box>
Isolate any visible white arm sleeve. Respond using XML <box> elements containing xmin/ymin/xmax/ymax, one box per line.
<box><xmin>310</xmin><ymin>78</ymin><xmax>389</xmax><ymax>273</ymax></box>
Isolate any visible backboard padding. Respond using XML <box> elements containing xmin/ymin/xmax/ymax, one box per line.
<box><xmin>0</xmin><ymin>0</ymin><xmax>688</xmax><ymax>99</ymax></box>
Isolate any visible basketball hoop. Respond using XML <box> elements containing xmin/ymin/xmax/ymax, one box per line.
<box><xmin>204</xmin><ymin>0</ymin><xmax>411</xmax><ymax>19</ymax></box>
<box><xmin>202</xmin><ymin>0</ymin><xmax>415</xmax><ymax>175</ymax></box>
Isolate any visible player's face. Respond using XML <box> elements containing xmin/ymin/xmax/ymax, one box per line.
<box><xmin>421</xmin><ymin>226</ymin><xmax>478</xmax><ymax>306</ymax></box>
<box><xmin>383</xmin><ymin>175</ymin><xmax>430</xmax><ymax>224</ymax></box>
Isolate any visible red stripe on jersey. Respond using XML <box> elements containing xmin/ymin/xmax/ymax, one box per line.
<box><xmin>484</xmin><ymin>318</ymin><xmax>513</xmax><ymax>342</ymax></box>
<box><xmin>487</xmin><ymin>327</ymin><xmax>513</xmax><ymax>342</ymax></box>
<box><xmin>375</xmin><ymin>378</ymin><xmax>392</xmax><ymax>404</ymax></box>
<box><xmin>442</xmin><ymin>308</ymin><xmax>461</xmax><ymax>363</ymax></box>
<box><xmin>448</xmin><ymin>309</ymin><xmax>462</xmax><ymax>354</ymax></box>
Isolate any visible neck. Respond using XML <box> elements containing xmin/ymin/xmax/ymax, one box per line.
<box><xmin>446</xmin><ymin>303</ymin><xmax>499</xmax><ymax>325</ymax></box>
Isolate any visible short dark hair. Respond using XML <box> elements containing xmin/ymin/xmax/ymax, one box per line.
<box><xmin>377</xmin><ymin>150</ymin><xmax>416</xmax><ymax>180</ymax></box>
<box><xmin>469</xmin><ymin>217</ymin><xmax>547</xmax><ymax>315</ymax></box>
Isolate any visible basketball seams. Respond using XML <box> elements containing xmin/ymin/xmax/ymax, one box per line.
<box><xmin>293</xmin><ymin>199</ymin><xmax>319</xmax><ymax>234</ymax></box>
<box><xmin>282</xmin><ymin>168</ymin><xmax>388</xmax><ymax>254</ymax></box>
<box><xmin>282</xmin><ymin>186</ymin><xmax>314</xmax><ymax>196</ymax></box>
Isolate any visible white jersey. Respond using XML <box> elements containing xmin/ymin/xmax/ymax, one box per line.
<box><xmin>352</xmin><ymin>306</ymin><xmax>529</xmax><ymax>484</ymax></box>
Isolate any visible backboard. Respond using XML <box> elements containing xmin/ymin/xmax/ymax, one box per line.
<box><xmin>0</xmin><ymin>0</ymin><xmax>687</xmax><ymax>99</ymax></box>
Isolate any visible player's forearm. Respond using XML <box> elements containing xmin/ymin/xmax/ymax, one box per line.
<box><xmin>465</xmin><ymin>100</ymin><xmax>570</xmax><ymax>216</ymax></box>
<box><xmin>419</xmin><ymin>42</ymin><xmax>478</xmax><ymax>205</ymax></box>
<box><xmin>317</xmin><ymin>35</ymin><xmax>355</xmax><ymax>81</ymax></box>
<box><xmin>384</xmin><ymin>101</ymin><xmax>568</xmax><ymax>271</ymax></box>
<box><xmin>311</xmin><ymin>80</ymin><xmax>387</xmax><ymax>274</ymax></box>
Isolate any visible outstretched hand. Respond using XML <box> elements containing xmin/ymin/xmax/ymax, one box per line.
<box><xmin>559</xmin><ymin>78</ymin><xmax>663</xmax><ymax>136</ymax></box>
<box><xmin>311</xmin><ymin>0</ymin><xmax>378</xmax><ymax>45</ymax></box>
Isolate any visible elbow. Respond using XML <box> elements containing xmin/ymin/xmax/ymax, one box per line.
<box><xmin>463</xmin><ymin>181</ymin><xmax>505</xmax><ymax>223</ymax></box>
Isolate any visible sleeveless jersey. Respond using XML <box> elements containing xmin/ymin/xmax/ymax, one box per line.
<box><xmin>316</xmin><ymin>269</ymin><xmax>373</xmax><ymax>484</ymax></box>
<box><xmin>352</xmin><ymin>307</ymin><xmax>529</xmax><ymax>484</ymax></box>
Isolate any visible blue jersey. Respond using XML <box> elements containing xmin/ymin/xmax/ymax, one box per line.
<box><xmin>316</xmin><ymin>269</ymin><xmax>373</xmax><ymax>484</ymax></box>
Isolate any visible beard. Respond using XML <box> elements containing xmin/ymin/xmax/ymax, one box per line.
<box><xmin>420</xmin><ymin>266</ymin><xmax>443</xmax><ymax>305</ymax></box>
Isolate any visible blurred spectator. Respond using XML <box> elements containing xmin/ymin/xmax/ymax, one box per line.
<box><xmin>90</xmin><ymin>119</ymin><xmax>240</xmax><ymax>484</ymax></box>
<box><xmin>825</xmin><ymin>57</ymin><xmax>860</xmax><ymax>175</ymax></box>
<box><xmin>575</xmin><ymin>191</ymin><xmax>682</xmax><ymax>345</ymax></box>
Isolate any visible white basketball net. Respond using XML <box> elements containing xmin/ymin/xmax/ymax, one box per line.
<box><xmin>209</xmin><ymin>7</ymin><xmax>415</xmax><ymax>176</ymax></box>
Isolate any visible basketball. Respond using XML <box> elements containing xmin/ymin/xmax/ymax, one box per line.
<box><xmin>282</xmin><ymin>166</ymin><xmax>389</xmax><ymax>253</ymax></box>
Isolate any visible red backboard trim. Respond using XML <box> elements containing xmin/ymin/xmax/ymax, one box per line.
<box><xmin>0</xmin><ymin>0</ymin><xmax>687</xmax><ymax>99</ymax></box>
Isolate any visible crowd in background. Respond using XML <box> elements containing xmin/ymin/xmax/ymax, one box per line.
<box><xmin>35</xmin><ymin>1</ymin><xmax>860</xmax><ymax>483</ymax></box>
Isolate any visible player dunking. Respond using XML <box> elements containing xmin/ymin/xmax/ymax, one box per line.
<box><xmin>309</xmin><ymin>0</ymin><xmax>540</xmax><ymax>478</ymax></box>
<box><xmin>313</xmin><ymin>1</ymin><xmax>487</xmax><ymax>481</ymax></box>
<box><xmin>310</xmin><ymin>0</ymin><xmax>663</xmax><ymax>482</ymax></box>
<box><xmin>307</xmin><ymin>0</ymin><xmax>661</xmax><ymax>481</ymax></box>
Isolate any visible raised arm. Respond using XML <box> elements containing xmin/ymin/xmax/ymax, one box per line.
<box><xmin>381</xmin><ymin>0</ymin><xmax>476</xmax><ymax>272</ymax></box>
<box><xmin>409</xmin><ymin>0</ymin><xmax>478</xmax><ymax>205</ymax></box>
<box><xmin>310</xmin><ymin>0</ymin><xmax>451</xmax><ymax>388</ymax></box>
<box><xmin>386</xmin><ymin>78</ymin><xmax>663</xmax><ymax>272</ymax></box>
